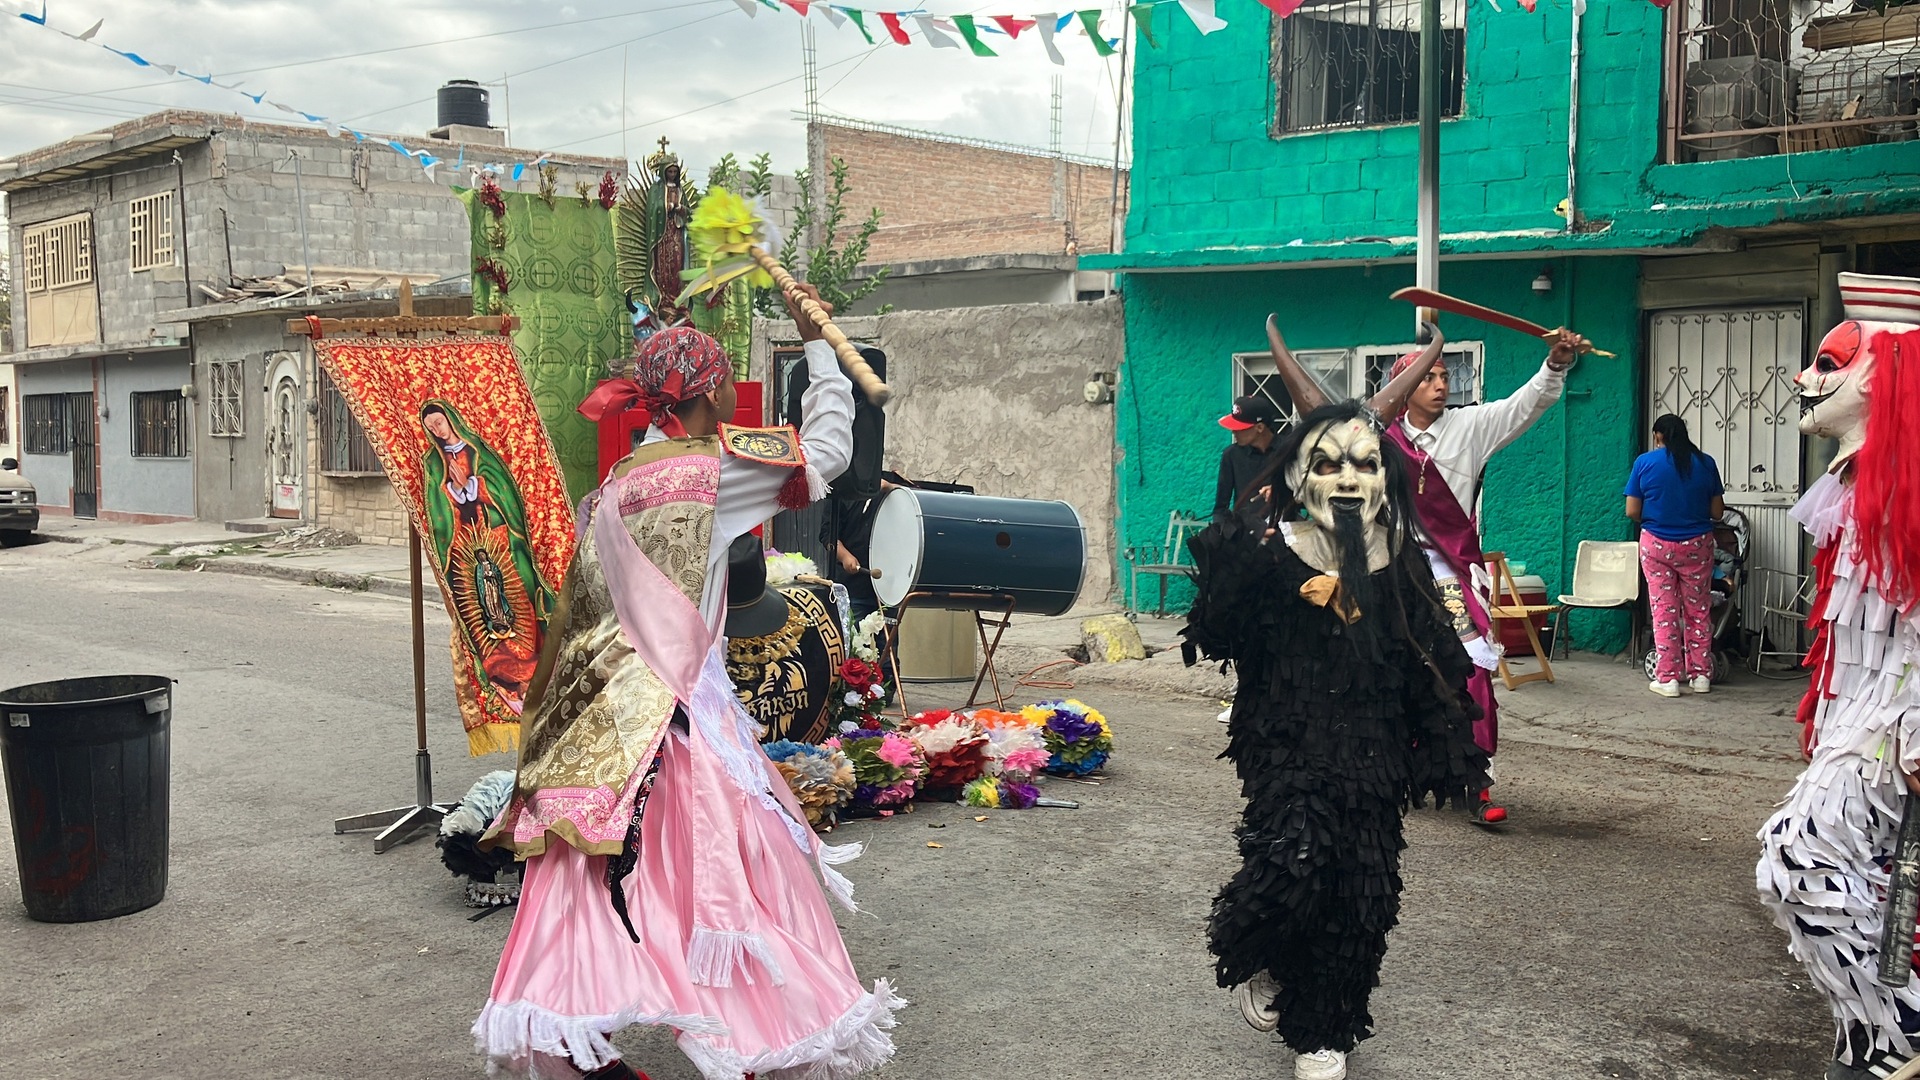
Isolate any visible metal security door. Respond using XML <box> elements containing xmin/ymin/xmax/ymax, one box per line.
<box><xmin>67</xmin><ymin>391</ymin><xmax>96</xmax><ymax>518</ymax></box>
<box><xmin>1647</xmin><ymin>307</ymin><xmax>1805</xmax><ymax>631</ymax></box>
<box><xmin>266</xmin><ymin>353</ymin><xmax>304</xmax><ymax>518</ymax></box>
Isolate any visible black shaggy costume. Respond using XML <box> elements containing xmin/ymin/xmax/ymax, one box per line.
<box><xmin>1182</xmin><ymin>429</ymin><xmax>1490</xmax><ymax>1057</ymax></box>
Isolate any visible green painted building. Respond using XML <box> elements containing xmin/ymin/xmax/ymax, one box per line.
<box><xmin>1086</xmin><ymin>0</ymin><xmax>1920</xmax><ymax>651</ymax></box>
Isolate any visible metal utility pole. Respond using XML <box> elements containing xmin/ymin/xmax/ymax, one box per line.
<box><xmin>1415</xmin><ymin>0</ymin><xmax>1441</xmax><ymax>336</ymax></box>
<box><xmin>1106</xmin><ymin>20</ymin><xmax>1129</xmax><ymax>298</ymax></box>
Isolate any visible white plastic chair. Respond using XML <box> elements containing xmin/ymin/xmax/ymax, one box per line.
<box><xmin>1552</xmin><ymin>541</ymin><xmax>1643</xmax><ymax>659</ymax></box>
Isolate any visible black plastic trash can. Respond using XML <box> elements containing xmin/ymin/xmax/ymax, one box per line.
<box><xmin>0</xmin><ymin>675</ymin><xmax>172</xmax><ymax>922</ymax></box>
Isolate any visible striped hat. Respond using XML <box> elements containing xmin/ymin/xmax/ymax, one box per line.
<box><xmin>1840</xmin><ymin>272</ymin><xmax>1920</xmax><ymax>325</ymax></box>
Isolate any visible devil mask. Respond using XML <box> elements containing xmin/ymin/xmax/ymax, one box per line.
<box><xmin>1287</xmin><ymin>415</ymin><xmax>1388</xmax><ymax>533</ymax></box>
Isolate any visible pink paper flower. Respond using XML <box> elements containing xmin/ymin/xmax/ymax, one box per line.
<box><xmin>876</xmin><ymin>733</ymin><xmax>917</xmax><ymax>768</ymax></box>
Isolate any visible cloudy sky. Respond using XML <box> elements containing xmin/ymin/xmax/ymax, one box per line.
<box><xmin>0</xmin><ymin>0</ymin><xmax>1132</xmax><ymax>180</ymax></box>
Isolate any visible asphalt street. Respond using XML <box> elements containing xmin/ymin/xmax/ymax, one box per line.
<box><xmin>0</xmin><ymin>537</ymin><xmax>1829</xmax><ymax>1079</ymax></box>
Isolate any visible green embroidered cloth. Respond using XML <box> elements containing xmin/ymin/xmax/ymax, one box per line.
<box><xmin>459</xmin><ymin>187</ymin><xmax>627</xmax><ymax>502</ymax></box>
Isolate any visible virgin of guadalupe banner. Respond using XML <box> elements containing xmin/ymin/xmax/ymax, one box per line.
<box><xmin>314</xmin><ymin>336</ymin><xmax>576</xmax><ymax>756</ymax></box>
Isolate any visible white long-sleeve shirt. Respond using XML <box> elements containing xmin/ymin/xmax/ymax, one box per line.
<box><xmin>641</xmin><ymin>338</ymin><xmax>854</xmax><ymax>631</ymax></box>
<box><xmin>1398</xmin><ymin>361</ymin><xmax>1566</xmax><ymax>520</ymax></box>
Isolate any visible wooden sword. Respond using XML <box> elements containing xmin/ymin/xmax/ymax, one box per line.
<box><xmin>1390</xmin><ymin>287</ymin><xmax>1615</xmax><ymax>357</ymax></box>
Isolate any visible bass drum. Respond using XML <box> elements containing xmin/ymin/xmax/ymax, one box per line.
<box><xmin>726</xmin><ymin>582</ymin><xmax>846</xmax><ymax>744</ymax></box>
<box><xmin>868</xmin><ymin>489</ymin><xmax>1086</xmax><ymax>617</ymax></box>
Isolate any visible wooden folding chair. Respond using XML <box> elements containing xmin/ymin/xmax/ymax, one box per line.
<box><xmin>1485</xmin><ymin>550</ymin><xmax>1558</xmax><ymax>690</ymax></box>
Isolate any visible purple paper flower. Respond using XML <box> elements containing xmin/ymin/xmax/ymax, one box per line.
<box><xmin>1045</xmin><ymin>710</ymin><xmax>1103</xmax><ymax>744</ymax></box>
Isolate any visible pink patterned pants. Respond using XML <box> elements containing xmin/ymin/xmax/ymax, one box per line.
<box><xmin>1640</xmin><ymin>532</ymin><xmax>1715</xmax><ymax>683</ymax></box>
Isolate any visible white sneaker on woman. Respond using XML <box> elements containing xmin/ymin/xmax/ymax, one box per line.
<box><xmin>1294</xmin><ymin>1049</ymin><xmax>1347</xmax><ymax>1080</ymax></box>
<box><xmin>1689</xmin><ymin>676</ymin><xmax>1712</xmax><ymax>694</ymax></box>
<box><xmin>1649</xmin><ymin>680</ymin><xmax>1681</xmax><ymax>698</ymax></box>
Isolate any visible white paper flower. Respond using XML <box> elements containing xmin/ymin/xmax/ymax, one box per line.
<box><xmin>844</xmin><ymin>692</ymin><xmax>863</xmax><ymax>707</ymax></box>
<box><xmin>839</xmin><ymin>720</ymin><xmax>859</xmax><ymax>734</ymax></box>
<box><xmin>867</xmin><ymin>683</ymin><xmax>887</xmax><ymax>700</ymax></box>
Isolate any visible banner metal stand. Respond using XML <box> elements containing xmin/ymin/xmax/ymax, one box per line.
<box><xmin>291</xmin><ymin>281</ymin><xmax>520</xmax><ymax>854</ymax></box>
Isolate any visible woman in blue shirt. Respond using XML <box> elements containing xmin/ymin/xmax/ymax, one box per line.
<box><xmin>1625</xmin><ymin>414</ymin><xmax>1725</xmax><ymax>698</ymax></box>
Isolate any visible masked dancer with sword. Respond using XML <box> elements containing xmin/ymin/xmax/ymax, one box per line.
<box><xmin>1758</xmin><ymin>273</ymin><xmax>1920</xmax><ymax>1080</ymax></box>
<box><xmin>1302</xmin><ymin>293</ymin><xmax>1591</xmax><ymax>826</ymax></box>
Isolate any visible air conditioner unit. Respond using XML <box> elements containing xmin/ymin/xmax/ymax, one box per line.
<box><xmin>1683</xmin><ymin>56</ymin><xmax>1799</xmax><ymax>161</ymax></box>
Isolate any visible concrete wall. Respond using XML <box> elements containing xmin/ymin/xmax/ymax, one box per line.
<box><xmin>5</xmin><ymin>113</ymin><xmax>621</xmax><ymax>355</ymax></box>
<box><xmin>1123</xmin><ymin>0</ymin><xmax>1920</xmax><ymax>260</ymax></box>
<box><xmin>815</xmin><ymin>122</ymin><xmax>1127</xmax><ymax>266</ymax></box>
<box><xmin>752</xmin><ymin>297</ymin><xmax>1124</xmax><ymax>608</ymax></box>
<box><xmin>0</xmin><ymin>364</ymin><xmax>16</xmax><ymax>466</ymax></box>
<box><xmin>99</xmin><ymin>352</ymin><xmax>193</xmax><ymax>519</ymax></box>
<box><xmin>14</xmin><ymin>358</ymin><xmax>92</xmax><ymax>508</ymax></box>
<box><xmin>186</xmin><ymin>317</ymin><xmax>286</xmax><ymax>524</ymax></box>
<box><xmin>857</xmin><ymin>267</ymin><xmax>1076</xmax><ymax>314</ymax></box>
<box><xmin>314</xmin><ymin>474</ymin><xmax>410</xmax><ymax>546</ymax></box>
<box><xmin>1115</xmin><ymin>258</ymin><xmax>1642</xmax><ymax>650</ymax></box>
<box><xmin>6</xmin><ymin>154</ymin><xmax>194</xmax><ymax>346</ymax></box>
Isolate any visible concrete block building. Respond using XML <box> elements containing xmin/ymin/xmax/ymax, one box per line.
<box><xmin>0</xmin><ymin>106</ymin><xmax>617</xmax><ymax>527</ymax></box>
<box><xmin>1086</xmin><ymin>0</ymin><xmax>1920</xmax><ymax>649</ymax></box>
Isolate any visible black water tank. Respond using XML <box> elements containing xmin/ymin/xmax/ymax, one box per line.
<box><xmin>437</xmin><ymin>79</ymin><xmax>491</xmax><ymax>129</ymax></box>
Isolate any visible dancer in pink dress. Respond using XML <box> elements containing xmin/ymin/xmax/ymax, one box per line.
<box><xmin>475</xmin><ymin>286</ymin><xmax>903</xmax><ymax>1080</ymax></box>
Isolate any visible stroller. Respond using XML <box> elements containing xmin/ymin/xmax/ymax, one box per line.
<box><xmin>1642</xmin><ymin>507</ymin><xmax>1750</xmax><ymax>684</ymax></box>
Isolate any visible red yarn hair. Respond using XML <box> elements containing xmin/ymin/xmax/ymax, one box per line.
<box><xmin>1852</xmin><ymin>326</ymin><xmax>1920</xmax><ymax>610</ymax></box>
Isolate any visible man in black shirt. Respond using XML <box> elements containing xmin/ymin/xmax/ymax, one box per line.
<box><xmin>1214</xmin><ymin>395</ymin><xmax>1283</xmax><ymax>520</ymax></box>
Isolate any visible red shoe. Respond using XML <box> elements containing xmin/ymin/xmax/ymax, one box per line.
<box><xmin>1472</xmin><ymin>790</ymin><xmax>1508</xmax><ymax>826</ymax></box>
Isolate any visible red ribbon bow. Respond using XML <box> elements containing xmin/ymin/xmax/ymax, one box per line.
<box><xmin>577</xmin><ymin>370</ymin><xmax>692</xmax><ymax>437</ymax></box>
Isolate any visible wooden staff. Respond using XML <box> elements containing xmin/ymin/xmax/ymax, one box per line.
<box><xmin>751</xmin><ymin>247</ymin><xmax>892</xmax><ymax>406</ymax></box>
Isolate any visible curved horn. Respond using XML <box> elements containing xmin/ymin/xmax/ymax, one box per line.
<box><xmin>1266</xmin><ymin>314</ymin><xmax>1332</xmax><ymax>416</ymax></box>
<box><xmin>1368</xmin><ymin>321</ymin><xmax>1446</xmax><ymax>419</ymax></box>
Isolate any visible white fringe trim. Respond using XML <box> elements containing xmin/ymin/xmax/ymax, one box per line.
<box><xmin>687</xmin><ymin>925</ymin><xmax>787</xmax><ymax>988</ymax></box>
<box><xmin>805</xmin><ymin>462</ymin><xmax>829</xmax><ymax>503</ymax></box>
<box><xmin>473</xmin><ymin>997</ymin><xmax>728</xmax><ymax>1079</ymax></box>
<box><xmin>820</xmin><ymin>862</ymin><xmax>858</xmax><ymax>913</ymax></box>
<box><xmin>820</xmin><ymin>840</ymin><xmax>863</xmax><ymax>865</ymax></box>
<box><xmin>677</xmin><ymin>979</ymin><xmax>908</xmax><ymax>1080</ymax></box>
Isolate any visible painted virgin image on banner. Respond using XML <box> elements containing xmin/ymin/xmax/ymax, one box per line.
<box><xmin>313</xmin><ymin>336</ymin><xmax>576</xmax><ymax>756</ymax></box>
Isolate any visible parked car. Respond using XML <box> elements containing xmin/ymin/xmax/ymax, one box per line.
<box><xmin>0</xmin><ymin>457</ymin><xmax>38</xmax><ymax>546</ymax></box>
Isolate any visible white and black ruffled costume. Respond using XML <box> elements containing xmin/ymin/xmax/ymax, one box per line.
<box><xmin>1759</xmin><ymin>471</ymin><xmax>1920</xmax><ymax>1073</ymax></box>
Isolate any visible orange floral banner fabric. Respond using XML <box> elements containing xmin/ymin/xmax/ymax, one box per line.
<box><xmin>314</xmin><ymin>336</ymin><xmax>577</xmax><ymax>756</ymax></box>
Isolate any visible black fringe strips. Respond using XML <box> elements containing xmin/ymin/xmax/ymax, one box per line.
<box><xmin>1182</xmin><ymin>514</ymin><xmax>1491</xmax><ymax>1054</ymax></box>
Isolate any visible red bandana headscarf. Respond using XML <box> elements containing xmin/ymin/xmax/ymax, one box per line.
<box><xmin>576</xmin><ymin>327</ymin><xmax>729</xmax><ymax>438</ymax></box>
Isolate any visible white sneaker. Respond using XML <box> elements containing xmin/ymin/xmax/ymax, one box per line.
<box><xmin>1294</xmin><ymin>1049</ymin><xmax>1347</xmax><ymax>1080</ymax></box>
<box><xmin>1649</xmin><ymin>680</ymin><xmax>1681</xmax><ymax>698</ymax></box>
<box><xmin>1217</xmin><ymin>706</ymin><xmax>1233</xmax><ymax>725</ymax></box>
<box><xmin>1234</xmin><ymin>973</ymin><xmax>1279</xmax><ymax>1031</ymax></box>
<box><xmin>1689</xmin><ymin>676</ymin><xmax>1712</xmax><ymax>694</ymax></box>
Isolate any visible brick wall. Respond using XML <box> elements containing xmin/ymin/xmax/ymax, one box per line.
<box><xmin>815</xmin><ymin>123</ymin><xmax>1128</xmax><ymax>265</ymax></box>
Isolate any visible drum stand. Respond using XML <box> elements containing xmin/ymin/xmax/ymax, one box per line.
<box><xmin>888</xmin><ymin>592</ymin><xmax>1019</xmax><ymax>717</ymax></box>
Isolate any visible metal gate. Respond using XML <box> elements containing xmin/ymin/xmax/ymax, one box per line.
<box><xmin>266</xmin><ymin>353</ymin><xmax>304</xmax><ymax>518</ymax></box>
<box><xmin>66</xmin><ymin>391</ymin><xmax>96</xmax><ymax>518</ymax></box>
<box><xmin>1647</xmin><ymin>306</ymin><xmax>1805</xmax><ymax>632</ymax></box>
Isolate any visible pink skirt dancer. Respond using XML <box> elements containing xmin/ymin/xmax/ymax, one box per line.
<box><xmin>475</xmin><ymin>668</ymin><xmax>903</xmax><ymax>1080</ymax></box>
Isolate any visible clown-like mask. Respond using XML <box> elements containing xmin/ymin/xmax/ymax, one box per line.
<box><xmin>1798</xmin><ymin>320</ymin><xmax>1872</xmax><ymax>468</ymax></box>
<box><xmin>1286</xmin><ymin>416</ymin><xmax>1387</xmax><ymax>532</ymax></box>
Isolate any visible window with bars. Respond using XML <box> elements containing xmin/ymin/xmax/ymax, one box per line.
<box><xmin>207</xmin><ymin>359</ymin><xmax>244</xmax><ymax>437</ymax></box>
<box><xmin>1231</xmin><ymin>341</ymin><xmax>1484</xmax><ymax>422</ymax></box>
<box><xmin>23</xmin><ymin>215</ymin><xmax>94</xmax><ymax>292</ymax></box>
<box><xmin>22</xmin><ymin>214</ymin><xmax>99</xmax><ymax>348</ymax></box>
<box><xmin>128</xmin><ymin>192</ymin><xmax>176</xmax><ymax>272</ymax></box>
<box><xmin>1273</xmin><ymin>0</ymin><xmax>1466</xmax><ymax>135</ymax></box>
<box><xmin>130</xmin><ymin>390</ymin><xmax>187</xmax><ymax>458</ymax></box>
<box><xmin>319</xmin><ymin>370</ymin><xmax>381</xmax><ymax>474</ymax></box>
<box><xmin>24</xmin><ymin>394</ymin><xmax>71</xmax><ymax>454</ymax></box>
<box><xmin>1360</xmin><ymin>342</ymin><xmax>1483</xmax><ymax>407</ymax></box>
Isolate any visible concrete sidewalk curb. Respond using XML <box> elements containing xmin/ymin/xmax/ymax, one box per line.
<box><xmin>145</xmin><ymin>552</ymin><xmax>440</xmax><ymax>604</ymax></box>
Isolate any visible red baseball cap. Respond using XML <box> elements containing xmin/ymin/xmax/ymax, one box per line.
<box><xmin>1219</xmin><ymin>395</ymin><xmax>1282</xmax><ymax>431</ymax></box>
